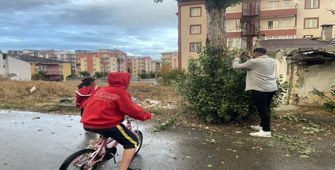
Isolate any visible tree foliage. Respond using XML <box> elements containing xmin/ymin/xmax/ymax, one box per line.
<box><xmin>312</xmin><ymin>88</ymin><xmax>335</xmax><ymax>113</ymax></box>
<box><xmin>174</xmin><ymin>47</ymin><xmax>287</xmax><ymax>123</ymax></box>
<box><xmin>138</xmin><ymin>72</ymin><xmax>155</xmax><ymax>79</ymax></box>
<box><xmin>94</xmin><ymin>72</ymin><xmax>107</xmax><ymax>78</ymax></box>
<box><xmin>80</xmin><ymin>71</ymin><xmax>90</xmax><ymax>77</ymax></box>
<box><xmin>158</xmin><ymin>65</ymin><xmax>186</xmax><ymax>86</ymax></box>
<box><xmin>32</xmin><ymin>71</ymin><xmax>47</xmax><ymax>80</ymax></box>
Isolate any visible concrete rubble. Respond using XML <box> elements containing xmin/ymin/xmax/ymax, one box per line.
<box><xmin>131</xmin><ymin>97</ymin><xmax>177</xmax><ymax>109</ymax></box>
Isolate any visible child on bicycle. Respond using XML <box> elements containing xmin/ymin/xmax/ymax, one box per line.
<box><xmin>76</xmin><ymin>77</ymin><xmax>97</xmax><ymax>117</ymax></box>
<box><xmin>80</xmin><ymin>72</ymin><xmax>152</xmax><ymax>170</ymax></box>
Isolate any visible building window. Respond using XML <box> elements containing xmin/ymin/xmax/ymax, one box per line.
<box><xmin>43</xmin><ymin>65</ymin><xmax>48</xmax><ymax>70</ymax></box>
<box><xmin>304</xmin><ymin>18</ymin><xmax>318</xmax><ymax>29</ymax></box>
<box><xmin>227</xmin><ymin>38</ymin><xmax>241</xmax><ymax>48</ymax></box>
<box><xmin>283</xmin><ymin>20</ymin><xmax>291</xmax><ymax>29</ymax></box>
<box><xmin>58</xmin><ymin>65</ymin><xmax>63</xmax><ymax>70</ymax></box>
<box><xmin>190</xmin><ymin>25</ymin><xmax>201</xmax><ymax>34</ymax></box>
<box><xmin>268</xmin><ymin>1</ymin><xmax>279</xmax><ymax>9</ymax></box>
<box><xmin>268</xmin><ymin>20</ymin><xmax>278</xmax><ymax>30</ymax></box>
<box><xmin>305</xmin><ymin>0</ymin><xmax>319</xmax><ymax>9</ymax></box>
<box><xmin>190</xmin><ymin>7</ymin><xmax>201</xmax><ymax>17</ymax></box>
<box><xmin>284</xmin><ymin>0</ymin><xmax>291</xmax><ymax>7</ymax></box>
<box><xmin>190</xmin><ymin>42</ymin><xmax>202</xmax><ymax>52</ymax></box>
<box><xmin>266</xmin><ymin>35</ymin><xmax>296</xmax><ymax>39</ymax></box>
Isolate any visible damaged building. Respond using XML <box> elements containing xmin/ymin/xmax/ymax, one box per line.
<box><xmin>257</xmin><ymin>24</ymin><xmax>335</xmax><ymax>106</ymax></box>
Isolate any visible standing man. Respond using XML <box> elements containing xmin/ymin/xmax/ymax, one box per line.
<box><xmin>232</xmin><ymin>48</ymin><xmax>277</xmax><ymax>137</ymax></box>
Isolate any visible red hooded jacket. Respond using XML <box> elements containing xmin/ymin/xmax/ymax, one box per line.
<box><xmin>80</xmin><ymin>72</ymin><xmax>152</xmax><ymax>129</ymax></box>
<box><xmin>76</xmin><ymin>86</ymin><xmax>97</xmax><ymax>108</ymax></box>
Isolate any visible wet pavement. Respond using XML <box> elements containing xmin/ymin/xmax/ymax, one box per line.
<box><xmin>0</xmin><ymin>110</ymin><xmax>335</xmax><ymax>170</ymax></box>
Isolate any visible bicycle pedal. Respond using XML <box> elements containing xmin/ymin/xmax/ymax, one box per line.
<box><xmin>103</xmin><ymin>147</ymin><xmax>117</xmax><ymax>160</ymax></box>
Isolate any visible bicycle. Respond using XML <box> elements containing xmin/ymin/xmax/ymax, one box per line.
<box><xmin>59</xmin><ymin>116</ymin><xmax>143</xmax><ymax>170</ymax></box>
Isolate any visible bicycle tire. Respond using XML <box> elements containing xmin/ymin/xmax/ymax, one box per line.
<box><xmin>59</xmin><ymin>149</ymin><xmax>98</xmax><ymax>170</ymax></box>
<box><xmin>134</xmin><ymin>130</ymin><xmax>143</xmax><ymax>156</ymax></box>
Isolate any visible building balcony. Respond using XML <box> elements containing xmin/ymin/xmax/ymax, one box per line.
<box><xmin>260</xmin><ymin>5</ymin><xmax>297</xmax><ymax>17</ymax></box>
<box><xmin>226</xmin><ymin>12</ymin><xmax>242</xmax><ymax>19</ymax></box>
<box><xmin>45</xmin><ymin>70</ymin><xmax>62</xmax><ymax>75</ymax></box>
<box><xmin>226</xmin><ymin>28</ymin><xmax>242</xmax><ymax>32</ymax></box>
<box><xmin>260</xmin><ymin>27</ymin><xmax>296</xmax><ymax>36</ymax></box>
<box><xmin>260</xmin><ymin>25</ymin><xmax>296</xmax><ymax>31</ymax></box>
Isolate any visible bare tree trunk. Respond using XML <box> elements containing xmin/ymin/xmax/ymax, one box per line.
<box><xmin>205</xmin><ymin>2</ymin><xmax>226</xmax><ymax>54</ymax></box>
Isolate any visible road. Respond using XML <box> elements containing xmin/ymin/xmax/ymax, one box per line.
<box><xmin>0</xmin><ymin>110</ymin><xmax>334</xmax><ymax>170</ymax></box>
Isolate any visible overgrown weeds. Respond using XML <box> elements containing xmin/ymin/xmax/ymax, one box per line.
<box><xmin>0</xmin><ymin>79</ymin><xmax>179</xmax><ymax>113</ymax></box>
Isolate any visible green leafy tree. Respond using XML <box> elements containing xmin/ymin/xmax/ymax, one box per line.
<box><xmin>32</xmin><ymin>71</ymin><xmax>47</xmax><ymax>80</ymax></box>
<box><xmin>158</xmin><ymin>65</ymin><xmax>186</xmax><ymax>86</ymax></box>
<box><xmin>94</xmin><ymin>72</ymin><xmax>106</xmax><ymax>78</ymax></box>
<box><xmin>174</xmin><ymin>47</ymin><xmax>287</xmax><ymax>123</ymax></box>
<box><xmin>80</xmin><ymin>71</ymin><xmax>90</xmax><ymax>77</ymax></box>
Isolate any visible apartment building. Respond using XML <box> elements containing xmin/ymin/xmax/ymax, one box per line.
<box><xmin>75</xmin><ymin>49</ymin><xmax>127</xmax><ymax>75</ymax></box>
<box><xmin>0</xmin><ymin>52</ymin><xmax>32</xmax><ymax>81</ymax></box>
<box><xmin>178</xmin><ymin>0</ymin><xmax>335</xmax><ymax>69</ymax></box>
<box><xmin>38</xmin><ymin>50</ymin><xmax>75</xmax><ymax>72</ymax></box>
<box><xmin>160</xmin><ymin>51</ymin><xmax>179</xmax><ymax>69</ymax></box>
<box><xmin>127</xmin><ymin>56</ymin><xmax>152</xmax><ymax>77</ymax></box>
<box><xmin>12</xmin><ymin>55</ymin><xmax>71</xmax><ymax>81</ymax></box>
<box><xmin>151</xmin><ymin>60</ymin><xmax>161</xmax><ymax>73</ymax></box>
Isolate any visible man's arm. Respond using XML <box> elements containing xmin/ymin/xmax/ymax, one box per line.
<box><xmin>232</xmin><ymin>52</ymin><xmax>255</xmax><ymax>70</ymax></box>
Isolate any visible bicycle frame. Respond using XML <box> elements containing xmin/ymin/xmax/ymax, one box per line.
<box><xmin>76</xmin><ymin>116</ymin><xmax>139</xmax><ymax>169</ymax></box>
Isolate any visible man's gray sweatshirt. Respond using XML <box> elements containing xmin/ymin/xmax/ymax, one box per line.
<box><xmin>232</xmin><ymin>55</ymin><xmax>278</xmax><ymax>92</ymax></box>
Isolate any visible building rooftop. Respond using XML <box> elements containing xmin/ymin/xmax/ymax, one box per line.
<box><xmin>13</xmin><ymin>55</ymin><xmax>69</xmax><ymax>63</ymax></box>
<box><xmin>258</xmin><ymin>38</ymin><xmax>335</xmax><ymax>52</ymax></box>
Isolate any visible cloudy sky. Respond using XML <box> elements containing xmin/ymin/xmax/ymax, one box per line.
<box><xmin>0</xmin><ymin>0</ymin><xmax>178</xmax><ymax>59</ymax></box>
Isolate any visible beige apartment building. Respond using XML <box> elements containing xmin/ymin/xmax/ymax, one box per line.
<box><xmin>178</xmin><ymin>0</ymin><xmax>335</xmax><ymax>70</ymax></box>
<box><xmin>128</xmin><ymin>56</ymin><xmax>152</xmax><ymax>77</ymax></box>
<box><xmin>160</xmin><ymin>51</ymin><xmax>179</xmax><ymax>69</ymax></box>
<box><xmin>75</xmin><ymin>49</ymin><xmax>127</xmax><ymax>75</ymax></box>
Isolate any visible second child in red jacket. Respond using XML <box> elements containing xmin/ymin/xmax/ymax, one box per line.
<box><xmin>80</xmin><ymin>72</ymin><xmax>152</xmax><ymax>170</ymax></box>
<box><xmin>76</xmin><ymin>77</ymin><xmax>97</xmax><ymax>116</ymax></box>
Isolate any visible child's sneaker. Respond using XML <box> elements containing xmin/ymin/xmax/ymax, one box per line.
<box><xmin>249</xmin><ymin>130</ymin><xmax>271</xmax><ymax>138</ymax></box>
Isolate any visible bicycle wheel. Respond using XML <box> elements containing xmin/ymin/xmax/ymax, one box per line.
<box><xmin>60</xmin><ymin>149</ymin><xmax>98</xmax><ymax>170</ymax></box>
<box><xmin>134</xmin><ymin>130</ymin><xmax>143</xmax><ymax>155</ymax></box>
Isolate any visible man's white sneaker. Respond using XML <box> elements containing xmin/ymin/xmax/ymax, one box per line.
<box><xmin>250</xmin><ymin>125</ymin><xmax>262</xmax><ymax>131</ymax></box>
<box><xmin>249</xmin><ymin>130</ymin><xmax>272</xmax><ymax>138</ymax></box>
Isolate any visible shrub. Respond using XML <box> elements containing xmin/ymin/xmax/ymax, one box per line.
<box><xmin>80</xmin><ymin>71</ymin><xmax>90</xmax><ymax>77</ymax></box>
<box><xmin>312</xmin><ymin>88</ymin><xmax>335</xmax><ymax>113</ymax></box>
<box><xmin>32</xmin><ymin>71</ymin><xmax>47</xmax><ymax>80</ymax></box>
<box><xmin>158</xmin><ymin>65</ymin><xmax>186</xmax><ymax>86</ymax></box>
<box><xmin>137</xmin><ymin>72</ymin><xmax>155</xmax><ymax>79</ymax></box>
<box><xmin>94</xmin><ymin>72</ymin><xmax>106</xmax><ymax>78</ymax></box>
<box><xmin>174</xmin><ymin>46</ymin><xmax>287</xmax><ymax>123</ymax></box>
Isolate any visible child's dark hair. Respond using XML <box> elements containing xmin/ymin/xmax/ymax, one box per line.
<box><xmin>78</xmin><ymin>77</ymin><xmax>96</xmax><ymax>89</ymax></box>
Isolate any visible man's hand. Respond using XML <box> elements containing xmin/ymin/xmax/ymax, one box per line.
<box><xmin>235</xmin><ymin>52</ymin><xmax>242</xmax><ymax>58</ymax></box>
<box><xmin>245</xmin><ymin>52</ymin><xmax>252</xmax><ymax>59</ymax></box>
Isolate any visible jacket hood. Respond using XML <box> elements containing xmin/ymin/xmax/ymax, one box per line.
<box><xmin>76</xmin><ymin>86</ymin><xmax>97</xmax><ymax>96</ymax></box>
<box><xmin>107</xmin><ymin>72</ymin><xmax>130</xmax><ymax>89</ymax></box>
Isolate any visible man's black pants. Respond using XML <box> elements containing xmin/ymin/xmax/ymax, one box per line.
<box><xmin>251</xmin><ymin>90</ymin><xmax>277</xmax><ymax>132</ymax></box>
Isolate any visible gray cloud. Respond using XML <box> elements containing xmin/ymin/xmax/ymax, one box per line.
<box><xmin>0</xmin><ymin>0</ymin><xmax>178</xmax><ymax>59</ymax></box>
